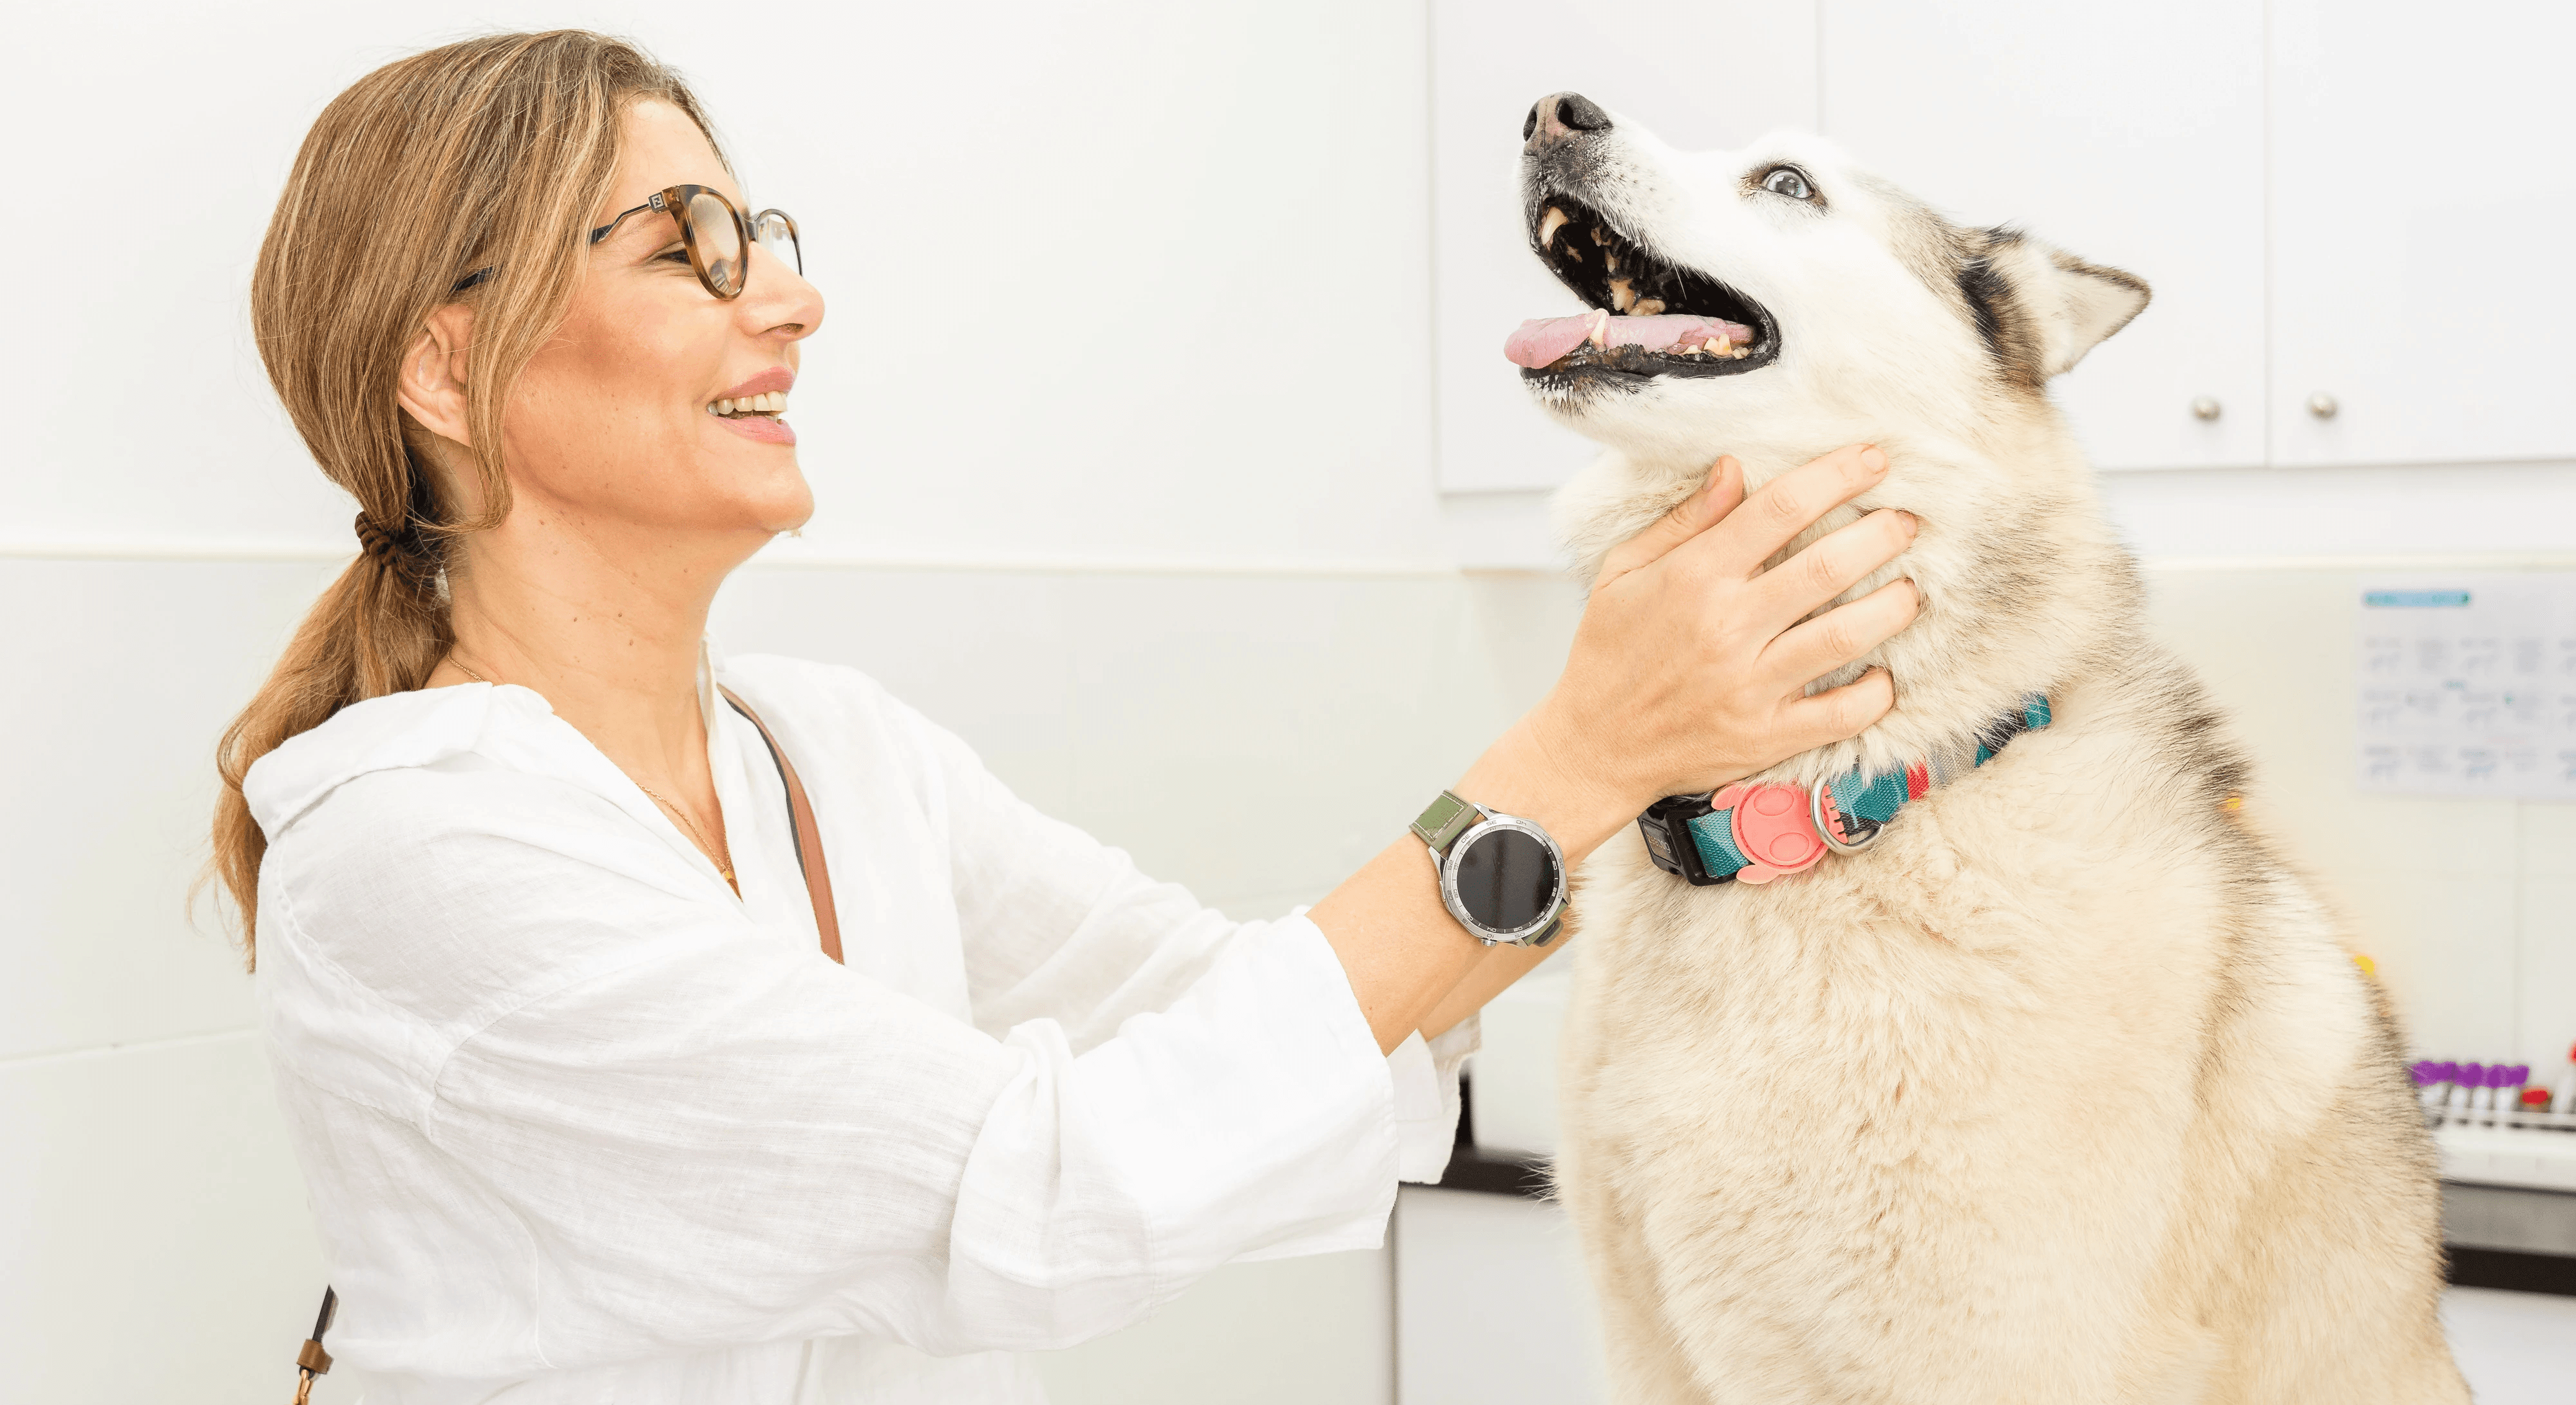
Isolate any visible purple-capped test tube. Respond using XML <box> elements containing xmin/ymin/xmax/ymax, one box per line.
<box><xmin>2412</xmin><ymin>1061</ymin><xmax>2449</xmax><ymax>1113</ymax></box>
<box><xmin>2450</xmin><ymin>1063</ymin><xmax>2485</xmax><ymax>1114</ymax></box>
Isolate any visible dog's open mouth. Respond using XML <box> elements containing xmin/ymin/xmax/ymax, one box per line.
<box><xmin>1508</xmin><ymin>197</ymin><xmax>1780</xmax><ymax>385</ymax></box>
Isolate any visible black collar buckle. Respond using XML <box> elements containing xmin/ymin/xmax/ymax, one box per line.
<box><xmin>1635</xmin><ymin>792</ymin><xmax>1734</xmax><ymax>887</ymax></box>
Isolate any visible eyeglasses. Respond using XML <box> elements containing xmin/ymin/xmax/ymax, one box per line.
<box><xmin>451</xmin><ymin>184</ymin><xmax>800</xmax><ymax>299</ymax></box>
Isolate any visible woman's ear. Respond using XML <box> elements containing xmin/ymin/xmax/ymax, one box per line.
<box><xmin>393</xmin><ymin>303</ymin><xmax>477</xmax><ymax>444</ymax></box>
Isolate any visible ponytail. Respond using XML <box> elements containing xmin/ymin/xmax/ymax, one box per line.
<box><xmin>206</xmin><ymin>32</ymin><xmax>723</xmax><ymax>963</ymax></box>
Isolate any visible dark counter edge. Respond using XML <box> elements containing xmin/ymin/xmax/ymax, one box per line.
<box><xmin>1443</xmin><ymin>1073</ymin><xmax>2576</xmax><ymax>1298</ymax></box>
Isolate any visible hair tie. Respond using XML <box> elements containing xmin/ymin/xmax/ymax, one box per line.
<box><xmin>354</xmin><ymin>513</ymin><xmax>402</xmax><ymax>558</ymax></box>
<box><xmin>354</xmin><ymin>513</ymin><xmax>432</xmax><ymax>580</ymax></box>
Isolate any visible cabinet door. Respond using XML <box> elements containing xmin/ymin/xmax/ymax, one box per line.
<box><xmin>1431</xmin><ymin>0</ymin><xmax>1819</xmax><ymax>493</ymax></box>
<box><xmin>1822</xmin><ymin>0</ymin><xmax>2269</xmax><ymax>471</ymax></box>
<box><xmin>2269</xmin><ymin>0</ymin><xmax>2576</xmax><ymax>467</ymax></box>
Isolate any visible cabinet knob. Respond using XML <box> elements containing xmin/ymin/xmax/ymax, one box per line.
<box><xmin>2190</xmin><ymin>397</ymin><xmax>2222</xmax><ymax>421</ymax></box>
<box><xmin>2307</xmin><ymin>392</ymin><xmax>2339</xmax><ymax>420</ymax></box>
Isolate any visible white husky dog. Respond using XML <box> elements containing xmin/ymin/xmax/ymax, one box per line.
<box><xmin>1508</xmin><ymin>93</ymin><xmax>2467</xmax><ymax>1404</ymax></box>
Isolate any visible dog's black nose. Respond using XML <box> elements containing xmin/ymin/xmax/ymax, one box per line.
<box><xmin>1524</xmin><ymin>92</ymin><xmax>1613</xmax><ymax>147</ymax></box>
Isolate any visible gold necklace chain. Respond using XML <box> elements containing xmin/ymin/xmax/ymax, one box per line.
<box><xmin>448</xmin><ymin>656</ymin><xmax>738</xmax><ymax>892</ymax></box>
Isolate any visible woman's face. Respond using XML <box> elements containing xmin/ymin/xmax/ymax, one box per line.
<box><xmin>500</xmin><ymin>99</ymin><xmax>825</xmax><ymax>545</ymax></box>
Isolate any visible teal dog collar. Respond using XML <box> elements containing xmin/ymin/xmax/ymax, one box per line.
<box><xmin>1638</xmin><ymin>695</ymin><xmax>2051</xmax><ymax>887</ymax></box>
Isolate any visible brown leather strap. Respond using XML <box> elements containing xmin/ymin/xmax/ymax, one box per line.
<box><xmin>289</xmin><ymin>1286</ymin><xmax>335</xmax><ymax>1403</ymax></box>
<box><xmin>719</xmin><ymin>685</ymin><xmax>844</xmax><ymax>963</ymax></box>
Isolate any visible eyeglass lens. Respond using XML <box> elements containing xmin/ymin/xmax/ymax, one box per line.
<box><xmin>683</xmin><ymin>189</ymin><xmax>746</xmax><ymax>297</ymax></box>
<box><xmin>679</xmin><ymin>195</ymin><xmax>800</xmax><ymax>298</ymax></box>
<box><xmin>752</xmin><ymin>211</ymin><xmax>800</xmax><ymax>276</ymax></box>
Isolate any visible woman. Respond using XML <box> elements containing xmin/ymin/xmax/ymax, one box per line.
<box><xmin>214</xmin><ymin>31</ymin><xmax>1919</xmax><ymax>1404</ymax></box>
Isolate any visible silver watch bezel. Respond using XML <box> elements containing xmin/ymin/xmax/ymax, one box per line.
<box><xmin>1428</xmin><ymin>804</ymin><xmax>1569</xmax><ymax>947</ymax></box>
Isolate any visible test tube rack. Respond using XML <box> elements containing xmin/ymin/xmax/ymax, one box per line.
<box><xmin>2425</xmin><ymin>1106</ymin><xmax>2576</xmax><ymax>1193</ymax></box>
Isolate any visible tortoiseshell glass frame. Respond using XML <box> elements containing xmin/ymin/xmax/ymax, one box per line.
<box><xmin>451</xmin><ymin>185</ymin><xmax>800</xmax><ymax>298</ymax></box>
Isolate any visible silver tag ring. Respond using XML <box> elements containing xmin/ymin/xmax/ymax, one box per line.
<box><xmin>1811</xmin><ymin>777</ymin><xmax>1884</xmax><ymax>855</ymax></box>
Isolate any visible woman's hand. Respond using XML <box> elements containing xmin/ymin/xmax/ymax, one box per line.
<box><xmin>1310</xmin><ymin>443</ymin><xmax>1918</xmax><ymax>1052</ymax></box>
<box><xmin>1452</xmin><ymin>443</ymin><xmax>1918</xmax><ymax>868</ymax></box>
<box><xmin>1544</xmin><ymin>444</ymin><xmax>1916</xmax><ymax>807</ymax></box>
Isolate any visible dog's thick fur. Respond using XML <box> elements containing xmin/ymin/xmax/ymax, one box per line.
<box><xmin>1520</xmin><ymin>104</ymin><xmax>2467</xmax><ymax>1403</ymax></box>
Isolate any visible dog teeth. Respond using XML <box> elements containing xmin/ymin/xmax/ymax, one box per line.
<box><xmin>1590</xmin><ymin>226</ymin><xmax>1609</xmax><ymax>246</ymax></box>
<box><xmin>1604</xmin><ymin>252</ymin><xmax>1620</xmax><ymax>274</ymax></box>
<box><xmin>1729</xmin><ymin>345</ymin><xmax>1750</xmax><ymax>359</ymax></box>
<box><xmin>1709</xmin><ymin>337</ymin><xmax>1731</xmax><ymax>355</ymax></box>
<box><xmin>1633</xmin><ymin>297</ymin><xmax>1665</xmax><ymax>316</ymax></box>
<box><xmin>1610</xmin><ymin>279</ymin><xmax>1636</xmax><ymax>312</ymax></box>
<box><xmin>1587</xmin><ymin>309</ymin><xmax>1609</xmax><ymax>348</ymax></box>
<box><xmin>1540</xmin><ymin>207</ymin><xmax>1569</xmax><ymax>249</ymax></box>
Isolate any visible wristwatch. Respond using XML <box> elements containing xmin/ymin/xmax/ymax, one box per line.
<box><xmin>1410</xmin><ymin>791</ymin><xmax>1567</xmax><ymax>947</ymax></box>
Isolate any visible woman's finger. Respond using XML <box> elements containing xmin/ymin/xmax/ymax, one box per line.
<box><xmin>1746</xmin><ymin>507</ymin><xmax>1918</xmax><ymax>631</ymax></box>
<box><xmin>1768</xmin><ymin>666</ymin><xmax>1899</xmax><ymax>757</ymax></box>
<box><xmin>1678</xmin><ymin>444</ymin><xmax>1888</xmax><ymax>580</ymax></box>
<box><xmin>1593</xmin><ymin>456</ymin><xmax>1744</xmax><ymax>590</ymax></box>
<box><xmin>1757</xmin><ymin>577</ymin><xmax>1922</xmax><ymax>688</ymax></box>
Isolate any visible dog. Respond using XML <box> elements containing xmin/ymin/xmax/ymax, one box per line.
<box><xmin>1509</xmin><ymin>93</ymin><xmax>2467</xmax><ymax>1403</ymax></box>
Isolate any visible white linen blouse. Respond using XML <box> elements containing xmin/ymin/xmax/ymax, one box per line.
<box><xmin>247</xmin><ymin>646</ymin><xmax>1472</xmax><ymax>1404</ymax></box>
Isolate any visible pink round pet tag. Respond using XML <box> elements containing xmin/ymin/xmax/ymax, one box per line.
<box><xmin>1728</xmin><ymin>784</ymin><xmax>1826</xmax><ymax>882</ymax></box>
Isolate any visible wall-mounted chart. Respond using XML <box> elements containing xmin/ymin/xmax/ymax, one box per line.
<box><xmin>2356</xmin><ymin>574</ymin><xmax>2576</xmax><ymax>798</ymax></box>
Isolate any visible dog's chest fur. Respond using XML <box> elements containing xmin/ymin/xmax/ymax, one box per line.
<box><xmin>1555</xmin><ymin>646</ymin><xmax>2410</xmax><ymax>1399</ymax></box>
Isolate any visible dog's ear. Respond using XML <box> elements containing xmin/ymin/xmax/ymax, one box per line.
<box><xmin>1959</xmin><ymin>229</ymin><xmax>2150</xmax><ymax>384</ymax></box>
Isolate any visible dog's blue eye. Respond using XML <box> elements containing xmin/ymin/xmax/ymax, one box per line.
<box><xmin>1761</xmin><ymin>167</ymin><xmax>1814</xmax><ymax>201</ymax></box>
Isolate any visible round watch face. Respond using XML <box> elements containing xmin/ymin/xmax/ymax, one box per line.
<box><xmin>1452</xmin><ymin>824</ymin><xmax>1560</xmax><ymax>932</ymax></box>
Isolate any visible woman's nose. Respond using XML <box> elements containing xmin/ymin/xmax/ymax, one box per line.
<box><xmin>743</xmin><ymin>245</ymin><xmax>824</xmax><ymax>338</ymax></box>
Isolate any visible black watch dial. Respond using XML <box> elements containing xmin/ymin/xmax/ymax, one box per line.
<box><xmin>1453</xmin><ymin>825</ymin><xmax>1560</xmax><ymax>931</ymax></box>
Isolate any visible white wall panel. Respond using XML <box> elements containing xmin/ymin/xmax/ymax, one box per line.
<box><xmin>0</xmin><ymin>558</ymin><xmax>339</xmax><ymax>1059</ymax></box>
<box><xmin>0</xmin><ymin>1033</ymin><xmax>353</xmax><ymax>1404</ymax></box>
<box><xmin>1430</xmin><ymin>0</ymin><xmax>1819</xmax><ymax>494</ymax></box>
<box><xmin>8</xmin><ymin>0</ymin><xmax>1446</xmax><ymax>567</ymax></box>
<box><xmin>2515</xmin><ymin>806</ymin><xmax>2576</xmax><ymax>1086</ymax></box>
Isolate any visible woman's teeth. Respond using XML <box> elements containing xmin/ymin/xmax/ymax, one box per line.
<box><xmin>708</xmin><ymin>391</ymin><xmax>788</xmax><ymax>417</ymax></box>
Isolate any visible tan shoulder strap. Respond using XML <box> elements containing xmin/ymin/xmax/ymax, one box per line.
<box><xmin>718</xmin><ymin>685</ymin><xmax>844</xmax><ymax>964</ymax></box>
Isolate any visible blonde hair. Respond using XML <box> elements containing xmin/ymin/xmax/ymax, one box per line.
<box><xmin>210</xmin><ymin>32</ymin><xmax>724</xmax><ymax>963</ymax></box>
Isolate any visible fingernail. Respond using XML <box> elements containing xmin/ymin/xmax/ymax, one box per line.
<box><xmin>1859</xmin><ymin>446</ymin><xmax>1889</xmax><ymax>474</ymax></box>
<box><xmin>1899</xmin><ymin>511</ymin><xmax>1920</xmax><ymax>536</ymax></box>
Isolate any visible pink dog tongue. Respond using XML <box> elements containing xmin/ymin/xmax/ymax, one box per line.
<box><xmin>1504</xmin><ymin>312</ymin><xmax>1756</xmax><ymax>369</ymax></box>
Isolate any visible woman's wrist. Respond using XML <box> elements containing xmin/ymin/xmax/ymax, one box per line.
<box><xmin>1448</xmin><ymin>701</ymin><xmax>1644</xmax><ymax>870</ymax></box>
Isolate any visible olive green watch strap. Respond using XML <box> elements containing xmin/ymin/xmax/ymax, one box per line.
<box><xmin>1410</xmin><ymin>790</ymin><xmax>1482</xmax><ymax>854</ymax></box>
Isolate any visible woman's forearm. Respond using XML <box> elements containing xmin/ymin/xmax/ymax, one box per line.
<box><xmin>1308</xmin><ymin>715</ymin><xmax>1638</xmax><ymax>1054</ymax></box>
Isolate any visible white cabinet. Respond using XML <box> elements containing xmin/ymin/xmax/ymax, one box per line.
<box><xmin>1430</xmin><ymin>0</ymin><xmax>1820</xmax><ymax>493</ymax></box>
<box><xmin>2268</xmin><ymin>0</ymin><xmax>2576</xmax><ymax>469</ymax></box>
<box><xmin>1821</xmin><ymin>0</ymin><xmax>2269</xmax><ymax>472</ymax></box>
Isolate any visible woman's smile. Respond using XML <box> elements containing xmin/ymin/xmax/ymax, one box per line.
<box><xmin>708</xmin><ymin>366</ymin><xmax>797</xmax><ymax>446</ymax></box>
